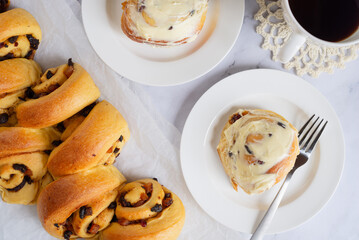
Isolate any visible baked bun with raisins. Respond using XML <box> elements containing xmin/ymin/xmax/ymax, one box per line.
<box><xmin>121</xmin><ymin>0</ymin><xmax>208</xmax><ymax>46</ymax></box>
<box><xmin>37</xmin><ymin>165</ymin><xmax>127</xmax><ymax>239</ymax></box>
<box><xmin>0</xmin><ymin>8</ymin><xmax>41</xmax><ymax>60</ymax></box>
<box><xmin>100</xmin><ymin>178</ymin><xmax>185</xmax><ymax>240</ymax></box>
<box><xmin>47</xmin><ymin>100</ymin><xmax>130</xmax><ymax>179</ymax></box>
<box><xmin>16</xmin><ymin>59</ymin><xmax>101</xmax><ymax>129</ymax></box>
<box><xmin>0</xmin><ymin>58</ymin><xmax>42</xmax><ymax>127</ymax></box>
<box><xmin>217</xmin><ymin>109</ymin><xmax>299</xmax><ymax>194</ymax></box>
<box><xmin>0</xmin><ymin>127</ymin><xmax>60</xmax><ymax>204</ymax></box>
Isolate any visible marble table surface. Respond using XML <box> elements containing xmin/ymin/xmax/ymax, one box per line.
<box><xmin>134</xmin><ymin>0</ymin><xmax>359</xmax><ymax>239</ymax></box>
<box><xmin>1</xmin><ymin>0</ymin><xmax>357</xmax><ymax>240</ymax></box>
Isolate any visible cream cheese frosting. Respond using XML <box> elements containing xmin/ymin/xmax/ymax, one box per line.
<box><xmin>220</xmin><ymin>109</ymin><xmax>297</xmax><ymax>194</ymax></box>
<box><xmin>123</xmin><ymin>0</ymin><xmax>208</xmax><ymax>45</ymax></box>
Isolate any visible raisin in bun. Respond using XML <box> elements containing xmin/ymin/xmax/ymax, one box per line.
<box><xmin>16</xmin><ymin>59</ymin><xmax>101</xmax><ymax>129</ymax></box>
<box><xmin>47</xmin><ymin>100</ymin><xmax>130</xmax><ymax>179</ymax></box>
<box><xmin>0</xmin><ymin>8</ymin><xmax>41</xmax><ymax>60</ymax></box>
<box><xmin>0</xmin><ymin>127</ymin><xmax>60</xmax><ymax>204</ymax></box>
<box><xmin>0</xmin><ymin>58</ymin><xmax>42</xmax><ymax>127</ymax></box>
<box><xmin>121</xmin><ymin>0</ymin><xmax>208</xmax><ymax>46</ymax></box>
<box><xmin>217</xmin><ymin>109</ymin><xmax>299</xmax><ymax>194</ymax></box>
<box><xmin>37</xmin><ymin>165</ymin><xmax>127</xmax><ymax>239</ymax></box>
<box><xmin>100</xmin><ymin>179</ymin><xmax>185</xmax><ymax>240</ymax></box>
<box><xmin>0</xmin><ymin>0</ymin><xmax>10</xmax><ymax>13</ymax></box>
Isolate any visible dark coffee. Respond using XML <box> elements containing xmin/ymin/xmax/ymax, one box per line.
<box><xmin>288</xmin><ymin>0</ymin><xmax>359</xmax><ymax>42</ymax></box>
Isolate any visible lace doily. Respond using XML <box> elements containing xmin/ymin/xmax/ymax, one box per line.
<box><xmin>255</xmin><ymin>0</ymin><xmax>359</xmax><ymax>77</ymax></box>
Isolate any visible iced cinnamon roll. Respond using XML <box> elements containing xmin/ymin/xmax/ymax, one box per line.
<box><xmin>0</xmin><ymin>8</ymin><xmax>41</xmax><ymax>60</ymax></box>
<box><xmin>0</xmin><ymin>127</ymin><xmax>60</xmax><ymax>204</ymax></box>
<box><xmin>217</xmin><ymin>109</ymin><xmax>300</xmax><ymax>194</ymax></box>
<box><xmin>37</xmin><ymin>165</ymin><xmax>127</xmax><ymax>239</ymax></box>
<box><xmin>0</xmin><ymin>58</ymin><xmax>42</xmax><ymax>127</ymax></box>
<box><xmin>16</xmin><ymin>59</ymin><xmax>101</xmax><ymax>129</ymax></box>
<box><xmin>100</xmin><ymin>178</ymin><xmax>185</xmax><ymax>240</ymax></box>
<box><xmin>121</xmin><ymin>0</ymin><xmax>208</xmax><ymax>46</ymax></box>
<box><xmin>47</xmin><ymin>100</ymin><xmax>130</xmax><ymax>179</ymax></box>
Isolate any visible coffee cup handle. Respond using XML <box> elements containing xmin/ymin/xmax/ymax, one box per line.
<box><xmin>277</xmin><ymin>32</ymin><xmax>306</xmax><ymax>63</ymax></box>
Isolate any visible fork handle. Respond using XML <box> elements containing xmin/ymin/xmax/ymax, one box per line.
<box><xmin>250</xmin><ymin>173</ymin><xmax>293</xmax><ymax>240</ymax></box>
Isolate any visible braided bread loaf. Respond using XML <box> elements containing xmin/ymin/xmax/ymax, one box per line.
<box><xmin>0</xmin><ymin>6</ymin><xmax>186</xmax><ymax>240</ymax></box>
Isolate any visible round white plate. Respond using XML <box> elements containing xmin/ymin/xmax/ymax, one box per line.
<box><xmin>180</xmin><ymin>69</ymin><xmax>345</xmax><ymax>234</ymax></box>
<box><xmin>81</xmin><ymin>0</ymin><xmax>244</xmax><ymax>86</ymax></box>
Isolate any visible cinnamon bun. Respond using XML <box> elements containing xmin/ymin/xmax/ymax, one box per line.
<box><xmin>121</xmin><ymin>0</ymin><xmax>208</xmax><ymax>46</ymax></box>
<box><xmin>100</xmin><ymin>178</ymin><xmax>185</xmax><ymax>240</ymax></box>
<box><xmin>217</xmin><ymin>109</ymin><xmax>300</xmax><ymax>194</ymax></box>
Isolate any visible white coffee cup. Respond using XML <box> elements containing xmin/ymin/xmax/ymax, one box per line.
<box><xmin>278</xmin><ymin>0</ymin><xmax>359</xmax><ymax>63</ymax></box>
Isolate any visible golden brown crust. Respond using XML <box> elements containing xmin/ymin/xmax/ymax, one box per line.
<box><xmin>0</xmin><ymin>58</ymin><xmax>41</xmax><ymax>95</ymax></box>
<box><xmin>16</xmin><ymin>63</ymin><xmax>101</xmax><ymax>129</ymax></box>
<box><xmin>100</xmin><ymin>179</ymin><xmax>185</xmax><ymax>240</ymax></box>
<box><xmin>37</xmin><ymin>165</ymin><xmax>126</xmax><ymax>239</ymax></box>
<box><xmin>0</xmin><ymin>127</ymin><xmax>60</xmax><ymax>158</ymax></box>
<box><xmin>217</xmin><ymin>109</ymin><xmax>299</xmax><ymax>194</ymax></box>
<box><xmin>0</xmin><ymin>8</ymin><xmax>41</xmax><ymax>60</ymax></box>
<box><xmin>0</xmin><ymin>8</ymin><xmax>41</xmax><ymax>42</ymax></box>
<box><xmin>47</xmin><ymin>100</ymin><xmax>130</xmax><ymax>178</ymax></box>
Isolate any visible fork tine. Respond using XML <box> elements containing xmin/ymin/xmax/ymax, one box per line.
<box><xmin>302</xmin><ymin>119</ymin><xmax>323</xmax><ymax>150</ymax></box>
<box><xmin>298</xmin><ymin>114</ymin><xmax>315</xmax><ymax>137</ymax></box>
<box><xmin>299</xmin><ymin>116</ymin><xmax>319</xmax><ymax>146</ymax></box>
<box><xmin>306</xmin><ymin>120</ymin><xmax>328</xmax><ymax>153</ymax></box>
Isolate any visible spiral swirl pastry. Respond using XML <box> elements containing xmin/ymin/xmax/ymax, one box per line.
<box><xmin>47</xmin><ymin>100</ymin><xmax>130</xmax><ymax>178</ymax></box>
<box><xmin>0</xmin><ymin>8</ymin><xmax>41</xmax><ymax>61</ymax></box>
<box><xmin>121</xmin><ymin>0</ymin><xmax>208</xmax><ymax>46</ymax></box>
<box><xmin>0</xmin><ymin>127</ymin><xmax>60</xmax><ymax>204</ymax></box>
<box><xmin>100</xmin><ymin>178</ymin><xmax>185</xmax><ymax>240</ymax></box>
<box><xmin>16</xmin><ymin>59</ymin><xmax>101</xmax><ymax>129</ymax></box>
<box><xmin>37</xmin><ymin>165</ymin><xmax>127</xmax><ymax>239</ymax></box>
<box><xmin>0</xmin><ymin>58</ymin><xmax>42</xmax><ymax>127</ymax></box>
<box><xmin>217</xmin><ymin>109</ymin><xmax>300</xmax><ymax>194</ymax></box>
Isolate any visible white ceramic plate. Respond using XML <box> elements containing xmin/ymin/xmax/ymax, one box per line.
<box><xmin>81</xmin><ymin>0</ymin><xmax>244</xmax><ymax>86</ymax></box>
<box><xmin>180</xmin><ymin>69</ymin><xmax>345</xmax><ymax>234</ymax></box>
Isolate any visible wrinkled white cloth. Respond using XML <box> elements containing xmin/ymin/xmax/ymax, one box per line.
<box><xmin>0</xmin><ymin>0</ymin><xmax>248</xmax><ymax>239</ymax></box>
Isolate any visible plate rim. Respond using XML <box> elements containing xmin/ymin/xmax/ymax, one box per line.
<box><xmin>81</xmin><ymin>0</ymin><xmax>245</xmax><ymax>86</ymax></box>
<box><xmin>180</xmin><ymin>68</ymin><xmax>345</xmax><ymax>234</ymax></box>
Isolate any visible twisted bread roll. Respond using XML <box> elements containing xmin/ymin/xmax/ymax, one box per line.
<box><xmin>16</xmin><ymin>60</ymin><xmax>101</xmax><ymax>128</ymax></box>
<box><xmin>100</xmin><ymin>179</ymin><xmax>185</xmax><ymax>240</ymax></box>
<box><xmin>0</xmin><ymin>127</ymin><xmax>60</xmax><ymax>204</ymax></box>
<box><xmin>121</xmin><ymin>0</ymin><xmax>208</xmax><ymax>46</ymax></box>
<box><xmin>47</xmin><ymin>100</ymin><xmax>130</xmax><ymax>178</ymax></box>
<box><xmin>0</xmin><ymin>8</ymin><xmax>41</xmax><ymax>60</ymax></box>
<box><xmin>37</xmin><ymin>165</ymin><xmax>127</xmax><ymax>240</ymax></box>
<box><xmin>217</xmin><ymin>109</ymin><xmax>299</xmax><ymax>194</ymax></box>
<box><xmin>0</xmin><ymin>58</ymin><xmax>42</xmax><ymax>126</ymax></box>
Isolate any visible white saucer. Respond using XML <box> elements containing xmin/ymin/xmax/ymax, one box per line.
<box><xmin>82</xmin><ymin>0</ymin><xmax>244</xmax><ymax>86</ymax></box>
<box><xmin>180</xmin><ymin>69</ymin><xmax>345</xmax><ymax>234</ymax></box>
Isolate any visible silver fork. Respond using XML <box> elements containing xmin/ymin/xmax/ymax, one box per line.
<box><xmin>250</xmin><ymin>115</ymin><xmax>328</xmax><ymax>240</ymax></box>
